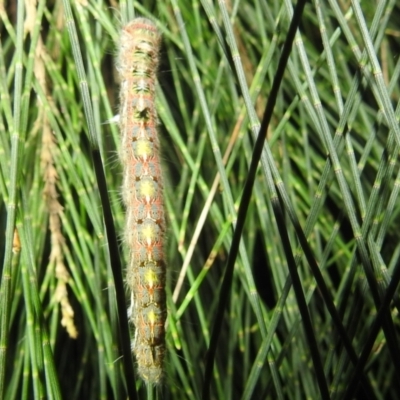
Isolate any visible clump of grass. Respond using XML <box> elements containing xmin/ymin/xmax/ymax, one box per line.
<box><xmin>1</xmin><ymin>0</ymin><xmax>400</xmax><ymax>399</ymax></box>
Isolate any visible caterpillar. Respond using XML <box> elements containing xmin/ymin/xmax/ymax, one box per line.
<box><xmin>117</xmin><ymin>17</ymin><xmax>166</xmax><ymax>384</ymax></box>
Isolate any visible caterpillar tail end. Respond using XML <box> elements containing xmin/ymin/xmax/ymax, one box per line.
<box><xmin>134</xmin><ymin>340</ymin><xmax>165</xmax><ymax>385</ymax></box>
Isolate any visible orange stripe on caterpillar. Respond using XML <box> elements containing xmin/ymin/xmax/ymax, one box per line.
<box><xmin>134</xmin><ymin>264</ymin><xmax>166</xmax><ymax>307</ymax></box>
<box><xmin>135</xmin><ymin>301</ymin><xmax>165</xmax><ymax>339</ymax></box>
<box><xmin>117</xmin><ymin>17</ymin><xmax>166</xmax><ymax>385</ymax></box>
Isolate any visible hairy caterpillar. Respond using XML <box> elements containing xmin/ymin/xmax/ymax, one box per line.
<box><xmin>117</xmin><ymin>17</ymin><xmax>166</xmax><ymax>384</ymax></box>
